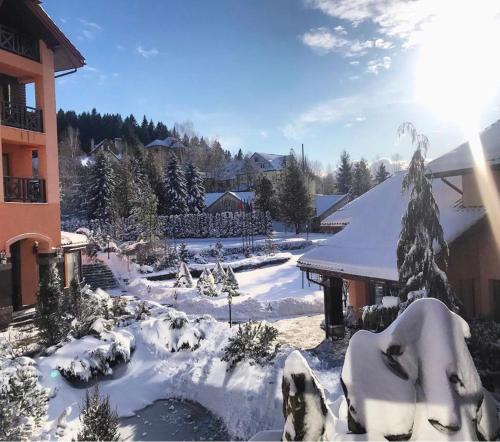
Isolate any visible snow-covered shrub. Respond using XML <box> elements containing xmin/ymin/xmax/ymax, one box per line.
<box><xmin>57</xmin><ymin>325</ymin><xmax>135</xmax><ymax>382</ymax></box>
<box><xmin>223</xmin><ymin>266</ymin><xmax>240</xmax><ymax>297</ymax></box>
<box><xmin>193</xmin><ymin>253</ymin><xmax>207</xmax><ymax>264</ymax></box>
<box><xmin>178</xmin><ymin>242</ymin><xmax>189</xmax><ymax>263</ymax></box>
<box><xmin>341</xmin><ymin>298</ymin><xmax>500</xmax><ymax>440</ymax></box>
<box><xmin>212</xmin><ymin>261</ymin><xmax>226</xmax><ymax>294</ymax></box>
<box><xmin>197</xmin><ymin>268</ymin><xmax>218</xmax><ymax>297</ymax></box>
<box><xmin>222</xmin><ymin>321</ymin><xmax>280</xmax><ymax>370</ymax></box>
<box><xmin>174</xmin><ymin>262</ymin><xmax>194</xmax><ymax>288</ymax></box>
<box><xmin>361</xmin><ymin>304</ymin><xmax>399</xmax><ymax>332</ymax></box>
<box><xmin>77</xmin><ymin>384</ymin><xmax>120</xmax><ymax>441</ymax></box>
<box><xmin>468</xmin><ymin>319</ymin><xmax>500</xmax><ymax>390</ymax></box>
<box><xmin>0</xmin><ymin>338</ymin><xmax>49</xmax><ymax>440</ymax></box>
<box><xmin>282</xmin><ymin>351</ymin><xmax>335</xmax><ymax>441</ymax></box>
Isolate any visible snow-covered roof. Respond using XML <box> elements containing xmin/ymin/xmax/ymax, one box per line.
<box><xmin>145</xmin><ymin>137</ymin><xmax>185</xmax><ymax>149</ymax></box>
<box><xmin>314</xmin><ymin>194</ymin><xmax>347</xmax><ymax>217</ymax></box>
<box><xmin>204</xmin><ymin>191</ymin><xmax>255</xmax><ymax>209</ymax></box>
<box><xmin>428</xmin><ymin>119</ymin><xmax>500</xmax><ymax>177</ymax></box>
<box><xmin>299</xmin><ymin>172</ymin><xmax>485</xmax><ymax>281</ymax></box>
<box><xmin>61</xmin><ymin>231</ymin><xmax>88</xmax><ymax>248</ymax></box>
<box><xmin>251</xmin><ymin>152</ymin><xmax>288</xmax><ymax>171</ymax></box>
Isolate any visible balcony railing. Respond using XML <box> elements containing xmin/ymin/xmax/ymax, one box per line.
<box><xmin>0</xmin><ymin>24</ymin><xmax>39</xmax><ymax>61</ymax></box>
<box><xmin>0</xmin><ymin>101</ymin><xmax>43</xmax><ymax>132</ymax></box>
<box><xmin>3</xmin><ymin>176</ymin><xmax>46</xmax><ymax>203</ymax></box>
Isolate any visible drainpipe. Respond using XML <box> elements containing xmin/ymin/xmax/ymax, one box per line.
<box><xmin>54</xmin><ymin>68</ymin><xmax>77</xmax><ymax>79</ymax></box>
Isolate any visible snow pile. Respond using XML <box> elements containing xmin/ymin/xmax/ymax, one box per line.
<box><xmin>341</xmin><ymin>298</ymin><xmax>500</xmax><ymax>440</ymax></box>
<box><xmin>282</xmin><ymin>350</ymin><xmax>336</xmax><ymax>441</ymax></box>
<box><xmin>55</xmin><ymin>321</ymin><xmax>135</xmax><ymax>382</ymax></box>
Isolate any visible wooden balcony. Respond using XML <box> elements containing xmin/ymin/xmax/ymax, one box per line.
<box><xmin>3</xmin><ymin>176</ymin><xmax>46</xmax><ymax>203</ymax></box>
<box><xmin>0</xmin><ymin>24</ymin><xmax>39</xmax><ymax>62</ymax></box>
<box><xmin>0</xmin><ymin>101</ymin><xmax>43</xmax><ymax>132</ymax></box>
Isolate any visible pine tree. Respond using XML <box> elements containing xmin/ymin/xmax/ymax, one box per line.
<box><xmin>174</xmin><ymin>262</ymin><xmax>194</xmax><ymax>288</ymax></box>
<box><xmin>224</xmin><ymin>266</ymin><xmax>240</xmax><ymax>297</ymax></box>
<box><xmin>163</xmin><ymin>156</ymin><xmax>188</xmax><ymax>215</ymax></box>
<box><xmin>278</xmin><ymin>152</ymin><xmax>313</xmax><ymax>234</ymax></box>
<box><xmin>178</xmin><ymin>242</ymin><xmax>189</xmax><ymax>263</ymax></box>
<box><xmin>87</xmin><ymin>150</ymin><xmax>116</xmax><ymax>223</ymax></box>
<box><xmin>397</xmin><ymin>122</ymin><xmax>457</xmax><ymax>309</ymax></box>
<box><xmin>197</xmin><ymin>268</ymin><xmax>218</xmax><ymax>297</ymax></box>
<box><xmin>185</xmin><ymin>163</ymin><xmax>205</xmax><ymax>213</ymax></box>
<box><xmin>336</xmin><ymin>150</ymin><xmax>352</xmax><ymax>194</ymax></box>
<box><xmin>0</xmin><ymin>339</ymin><xmax>49</xmax><ymax>441</ymax></box>
<box><xmin>212</xmin><ymin>261</ymin><xmax>227</xmax><ymax>294</ymax></box>
<box><xmin>113</xmin><ymin>155</ymin><xmax>138</xmax><ymax>219</ymax></box>
<box><xmin>36</xmin><ymin>263</ymin><xmax>68</xmax><ymax>346</ymax></box>
<box><xmin>375</xmin><ymin>162</ymin><xmax>390</xmax><ymax>184</ymax></box>
<box><xmin>351</xmin><ymin>158</ymin><xmax>372</xmax><ymax>198</ymax></box>
<box><xmin>143</xmin><ymin>151</ymin><xmax>164</xmax><ymax>204</ymax></box>
<box><xmin>254</xmin><ymin>176</ymin><xmax>276</xmax><ymax>216</ymax></box>
<box><xmin>131</xmin><ymin>180</ymin><xmax>160</xmax><ymax>242</ymax></box>
<box><xmin>77</xmin><ymin>385</ymin><xmax>120</xmax><ymax>442</ymax></box>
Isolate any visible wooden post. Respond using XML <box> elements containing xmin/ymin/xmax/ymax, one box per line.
<box><xmin>323</xmin><ymin>276</ymin><xmax>345</xmax><ymax>339</ymax></box>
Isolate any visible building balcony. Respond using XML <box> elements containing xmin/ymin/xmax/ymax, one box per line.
<box><xmin>0</xmin><ymin>101</ymin><xmax>43</xmax><ymax>132</ymax></box>
<box><xmin>0</xmin><ymin>24</ymin><xmax>39</xmax><ymax>62</ymax></box>
<box><xmin>3</xmin><ymin>176</ymin><xmax>46</xmax><ymax>203</ymax></box>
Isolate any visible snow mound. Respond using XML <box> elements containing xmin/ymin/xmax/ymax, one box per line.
<box><xmin>341</xmin><ymin>298</ymin><xmax>500</xmax><ymax>440</ymax></box>
<box><xmin>137</xmin><ymin>309</ymin><xmax>211</xmax><ymax>352</ymax></box>
<box><xmin>56</xmin><ymin>322</ymin><xmax>135</xmax><ymax>382</ymax></box>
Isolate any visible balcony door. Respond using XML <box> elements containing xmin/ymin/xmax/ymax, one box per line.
<box><xmin>2</xmin><ymin>153</ymin><xmax>8</xmax><ymax>177</ymax></box>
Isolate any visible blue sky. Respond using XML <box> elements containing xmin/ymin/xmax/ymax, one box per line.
<box><xmin>44</xmin><ymin>0</ymin><xmax>500</xmax><ymax>168</ymax></box>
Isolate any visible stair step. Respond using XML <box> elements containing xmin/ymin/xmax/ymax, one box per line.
<box><xmin>82</xmin><ymin>262</ymin><xmax>119</xmax><ymax>290</ymax></box>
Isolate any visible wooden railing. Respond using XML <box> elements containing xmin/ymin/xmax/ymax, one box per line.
<box><xmin>0</xmin><ymin>24</ymin><xmax>39</xmax><ymax>61</ymax></box>
<box><xmin>3</xmin><ymin>176</ymin><xmax>46</xmax><ymax>203</ymax></box>
<box><xmin>0</xmin><ymin>101</ymin><xmax>43</xmax><ymax>132</ymax></box>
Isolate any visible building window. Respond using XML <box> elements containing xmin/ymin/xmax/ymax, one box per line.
<box><xmin>491</xmin><ymin>280</ymin><xmax>500</xmax><ymax>321</ymax></box>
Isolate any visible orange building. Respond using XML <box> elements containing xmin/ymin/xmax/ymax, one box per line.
<box><xmin>299</xmin><ymin>120</ymin><xmax>500</xmax><ymax>338</ymax></box>
<box><xmin>0</xmin><ymin>0</ymin><xmax>86</xmax><ymax>327</ymax></box>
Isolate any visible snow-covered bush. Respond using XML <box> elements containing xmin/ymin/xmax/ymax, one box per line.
<box><xmin>468</xmin><ymin>319</ymin><xmax>500</xmax><ymax>390</ymax></box>
<box><xmin>57</xmin><ymin>324</ymin><xmax>135</xmax><ymax>382</ymax></box>
<box><xmin>197</xmin><ymin>267</ymin><xmax>218</xmax><ymax>297</ymax></box>
<box><xmin>77</xmin><ymin>384</ymin><xmax>120</xmax><ymax>441</ymax></box>
<box><xmin>223</xmin><ymin>266</ymin><xmax>240</xmax><ymax>298</ymax></box>
<box><xmin>0</xmin><ymin>338</ymin><xmax>49</xmax><ymax>440</ymax></box>
<box><xmin>361</xmin><ymin>304</ymin><xmax>399</xmax><ymax>332</ymax></box>
<box><xmin>341</xmin><ymin>298</ymin><xmax>500</xmax><ymax>440</ymax></box>
<box><xmin>222</xmin><ymin>321</ymin><xmax>280</xmax><ymax>370</ymax></box>
<box><xmin>212</xmin><ymin>261</ymin><xmax>226</xmax><ymax>294</ymax></box>
<box><xmin>178</xmin><ymin>242</ymin><xmax>189</xmax><ymax>263</ymax></box>
<box><xmin>174</xmin><ymin>262</ymin><xmax>194</xmax><ymax>288</ymax></box>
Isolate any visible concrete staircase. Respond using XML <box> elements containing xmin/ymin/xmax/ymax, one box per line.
<box><xmin>82</xmin><ymin>262</ymin><xmax>119</xmax><ymax>290</ymax></box>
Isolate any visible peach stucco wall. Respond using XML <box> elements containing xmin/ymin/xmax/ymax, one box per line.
<box><xmin>347</xmin><ymin>279</ymin><xmax>369</xmax><ymax>311</ymax></box>
<box><xmin>0</xmin><ymin>41</ymin><xmax>61</xmax><ymax>254</ymax></box>
<box><xmin>19</xmin><ymin>238</ymin><xmax>39</xmax><ymax>306</ymax></box>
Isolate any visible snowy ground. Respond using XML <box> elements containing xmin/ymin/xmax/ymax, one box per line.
<box><xmin>125</xmin><ymin>252</ymin><xmax>325</xmax><ymax>322</ymax></box>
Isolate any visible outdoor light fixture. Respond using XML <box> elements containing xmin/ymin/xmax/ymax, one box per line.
<box><xmin>0</xmin><ymin>250</ymin><xmax>6</xmax><ymax>264</ymax></box>
<box><xmin>56</xmin><ymin>246</ymin><xmax>64</xmax><ymax>259</ymax></box>
<box><xmin>32</xmin><ymin>241</ymin><xmax>39</xmax><ymax>254</ymax></box>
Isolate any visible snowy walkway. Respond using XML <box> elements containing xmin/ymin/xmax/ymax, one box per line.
<box><xmin>272</xmin><ymin>314</ymin><xmax>324</xmax><ymax>350</ymax></box>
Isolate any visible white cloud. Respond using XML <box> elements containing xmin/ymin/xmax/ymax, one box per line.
<box><xmin>348</xmin><ymin>75</ymin><xmax>361</xmax><ymax>80</ymax></box>
<box><xmin>82</xmin><ymin>65</ymin><xmax>98</xmax><ymax>72</ymax></box>
<box><xmin>78</xmin><ymin>19</ymin><xmax>102</xmax><ymax>40</ymax></box>
<box><xmin>374</xmin><ymin>38</ymin><xmax>393</xmax><ymax>49</ymax></box>
<box><xmin>334</xmin><ymin>25</ymin><xmax>348</xmax><ymax>35</ymax></box>
<box><xmin>259</xmin><ymin>130</ymin><xmax>269</xmax><ymax>138</ymax></box>
<box><xmin>136</xmin><ymin>46</ymin><xmax>160</xmax><ymax>58</ymax></box>
<box><xmin>349</xmin><ymin>60</ymin><xmax>360</xmax><ymax>65</ymax></box>
<box><xmin>366</xmin><ymin>56</ymin><xmax>391</xmax><ymax>74</ymax></box>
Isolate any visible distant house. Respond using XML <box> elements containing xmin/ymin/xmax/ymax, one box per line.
<box><xmin>312</xmin><ymin>194</ymin><xmax>349</xmax><ymax>232</ymax></box>
<box><xmin>145</xmin><ymin>136</ymin><xmax>186</xmax><ymax>164</ymax></box>
<box><xmin>298</xmin><ymin>118</ymin><xmax>500</xmax><ymax>337</ymax></box>
<box><xmin>90</xmin><ymin>138</ymin><xmax>125</xmax><ymax>160</ymax></box>
<box><xmin>205</xmin><ymin>191</ymin><xmax>255</xmax><ymax>214</ymax></box>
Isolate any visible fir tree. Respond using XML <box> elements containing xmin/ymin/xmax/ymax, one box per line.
<box><xmin>212</xmin><ymin>261</ymin><xmax>226</xmax><ymax>294</ymax></box>
<box><xmin>36</xmin><ymin>263</ymin><xmax>68</xmax><ymax>346</ymax></box>
<box><xmin>224</xmin><ymin>266</ymin><xmax>240</xmax><ymax>297</ymax></box>
<box><xmin>174</xmin><ymin>262</ymin><xmax>194</xmax><ymax>288</ymax></box>
<box><xmin>197</xmin><ymin>268</ymin><xmax>217</xmax><ymax>297</ymax></box>
<box><xmin>278</xmin><ymin>152</ymin><xmax>313</xmax><ymax>234</ymax></box>
<box><xmin>185</xmin><ymin>163</ymin><xmax>205</xmax><ymax>213</ymax></box>
<box><xmin>163</xmin><ymin>156</ymin><xmax>188</xmax><ymax>215</ymax></box>
<box><xmin>0</xmin><ymin>339</ymin><xmax>49</xmax><ymax>441</ymax></box>
<box><xmin>254</xmin><ymin>175</ymin><xmax>276</xmax><ymax>217</ymax></box>
<box><xmin>351</xmin><ymin>158</ymin><xmax>372</xmax><ymax>198</ymax></box>
<box><xmin>113</xmin><ymin>155</ymin><xmax>138</xmax><ymax>219</ymax></box>
<box><xmin>131</xmin><ymin>180</ymin><xmax>160</xmax><ymax>242</ymax></box>
<box><xmin>178</xmin><ymin>242</ymin><xmax>189</xmax><ymax>263</ymax></box>
<box><xmin>77</xmin><ymin>385</ymin><xmax>120</xmax><ymax>442</ymax></box>
<box><xmin>87</xmin><ymin>150</ymin><xmax>116</xmax><ymax>223</ymax></box>
<box><xmin>375</xmin><ymin>162</ymin><xmax>390</xmax><ymax>184</ymax></box>
<box><xmin>336</xmin><ymin>150</ymin><xmax>353</xmax><ymax>194</ymax></box>
<box><xmin>143</xmin><ymin>151</ymin><xmax>164</xmax><ymax>205</ymax></box>
<box><xmin>397</xmin><ymin>122</ymin><xmax>457</xmax><ymax>309</ymax></box>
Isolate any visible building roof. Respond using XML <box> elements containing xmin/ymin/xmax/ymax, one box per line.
<box><xmin>428</xmin><ymin>119</ymin><xmax>500</xmax><ymax>177</ymax></box>
<box><xmin>145</xmin><ymin>137</ymin><xmax>185</xmax><ymax>149</ymax></box>
<box><xmin>251</xmin><ymin>152</ymin><xmax>287</xmax><ymax>171</ymax></box>
<box><xmin>204</xmin><ymin>191</ymin><xmax>255</xmax><ymax>209</ymax></box>
<box><xmin>20</xmin><ymin>0</ymin><xmax>85</xmax><ymax>71</ymax></box>
<box><xmin>299</xmin><ymin>172</ymin><xmax>485</xmax><ymax>281</ymax></box>
<box><xmin>61</xmin><ymin>231</ymin><xmax>88</xmax><ymax>248</ymax></box>
<box><xmin>314</xmin><ymin>194</ymin><xmax>348</xmax><ymax>218</ymax></box>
